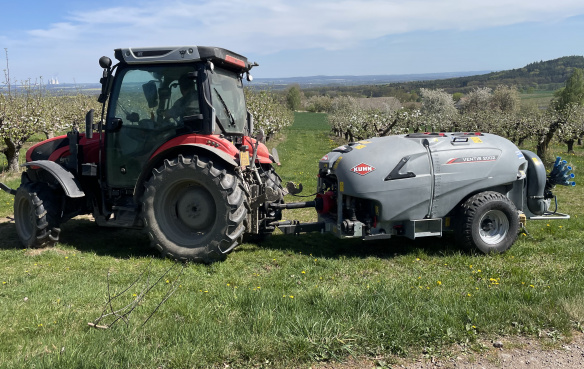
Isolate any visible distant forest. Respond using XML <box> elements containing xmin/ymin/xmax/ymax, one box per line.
<box><xmin>302</xmin><ymin>56</ymin><xmax>584</xmax><ymax>101</ymax></box>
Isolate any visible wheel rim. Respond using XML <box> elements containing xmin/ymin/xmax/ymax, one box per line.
<box><xmin>176</xmin><ymin>186</ymin><xmax>215</xmax><ymax>230</ymax></box>
<box><xmin>157</xmin><ymin>180</ymin><xmax>217</xmax><ymax>245</ymax></box>
<box><xmin>478</xmin><ymin>210</ymin><xmax>509</xmax><ymax>245</ymax></box>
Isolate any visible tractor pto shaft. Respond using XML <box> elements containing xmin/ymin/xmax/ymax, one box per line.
<box><xmin>269</xmin><ymin>201</ymin><xmax>316</xmax><ymax>209</ymax></box>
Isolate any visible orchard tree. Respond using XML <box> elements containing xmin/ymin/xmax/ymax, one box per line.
<box><xmin>552</xmin><ymin>68</ymin><xmax>584</xmax><ymax>151</ymax></box>
<box><xmin>459</xmin><ymin>87</ymin><xmax>492</xmax><ymax>113</ymax></box>
<box><xmin>419</xmin><ymin>88</ymin><xmax>458</xmax><ymax>131</ymax></box>
<box><xmin>491</xmin><ymin>85</ymin><xmax>520</xmax><ymax>113</ymax></box>
<box><xmin>0</xmin><ymin>80</ymin><xmax>45</xmax><ymax>171</ymax></box>
<box><xmin>303</xmin><ymin>95</ymin><xmax>333</xmax><ymax>113</ymax></box>
<box><xmin>285</xmin><ymin>84</ymin><xmax>303</xmax><ymax>111</ymax></box>
<box><xmin>245</xmin><ymin>88</ymin><xmax>293</xmax><ymax>139</ymax></box>
<box><xmin>553</xmin><ymin>68</ymin><xmax>584</xmax><ymax>111</ymax></box>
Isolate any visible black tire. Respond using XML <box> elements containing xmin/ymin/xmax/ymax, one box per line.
<box><xmin>141</xmin><ymin>155</ymin><xmax>247</xmax><ymax>263</ymax></box>
<box><xmin>248</xmin><ymin>165</ymin><xmax>284</xmax><ymax>242</ymax></box>
<box><xmin>456</xmin><ymin>191</ymin><xmax>519</xmax><ymax>254</ymax></box>
<box><xmin>14</xmin><ymin>182</ymin><xmax>61</xmax><ymax>248</ymax></box>
<box><xmin>262</xmin><ymin>164</ymin><xmax>284</xmax><ymax>199</ymax></box>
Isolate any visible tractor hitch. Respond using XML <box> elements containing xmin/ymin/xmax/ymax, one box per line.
<box><xmin>270</xmin><ymin>220</ymin><xmax>325</xmax><ymax>235</ymax></box>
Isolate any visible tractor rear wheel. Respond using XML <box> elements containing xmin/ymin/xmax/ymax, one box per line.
<box><xmin>141</xmin><ymin>155</ymin><xmax>247</xmax><ymax>263</ymax></box>
<box><xmin>244</xmin><ymin>165</ymin><xmax>284</xmax><ymax>243</ymax></box>
<box><xmin>258</xmin><ymin>165</ymin><xmax>284</xmax><ymax>239</ymax></box>
<box><xmin>14</xmin><ymin>182</ymin><xmax>61</xmax><ymax>248</ymax></box>
<box><xmin>456</xmin><ymin>191</ymin><xmax>519</xmax><ymax>254</ymax></box>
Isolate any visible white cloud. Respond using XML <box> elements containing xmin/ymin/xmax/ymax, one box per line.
<box><xmin>4</xmin><ymin>0</ymin><xmax>584</xmax><ymax>81</ymax></box>
<box><xmin>26</xmin><ymin>0</ymin><xmax>584</xmax><ymax>51</ymax></box>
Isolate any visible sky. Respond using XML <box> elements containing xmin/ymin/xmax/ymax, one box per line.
<box><xmin>1</xmin><ymin>0</ymin><xmax>584</xmax><ymax>84</ymax></box>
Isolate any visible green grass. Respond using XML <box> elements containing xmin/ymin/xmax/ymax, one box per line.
<box><xmin>1</xmin><ymin>112</ymin><xmax>584</xmax><ymax>368</ymax></box>
<box><xmin>520</xmin><ymin>90</ymin><xmax>555</xmax><ymax>108</ymax></box>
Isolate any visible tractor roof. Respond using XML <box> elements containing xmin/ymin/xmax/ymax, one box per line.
<box><xmin>114</xmin><ymin>46</ymin><xmax>251</xmax><ymax>72</ymax></box>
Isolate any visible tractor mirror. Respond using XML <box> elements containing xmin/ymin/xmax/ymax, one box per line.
<box><xmin>256</xmin><ymin>128</ymin><xmax>265</xmax><ymax>144</ymax></box>
<box><xmin>99</xmin><ymin>56</ymin><xmax>112</xmax><ymax>69</ymax></box>
<box><xmin>142</xmin><ymin>80</ymin><xmax>158</xmax><ymax>108</ymax></box>
<box><xmin>85</xmin><ymin>109</ymin><xmax>94</xmax><ymax>139</ymax></box>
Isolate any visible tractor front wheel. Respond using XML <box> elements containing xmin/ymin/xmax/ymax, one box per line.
<box><xmin>14</xmin><ymin>182</ymin><xmax>61</xmax><ymax>248</ymax></box>
<box><xmin>142</xmin><ymin>155</ymin><xmax>247</xmax><ymax>263</ymax></box>
<box><xmin>456</xmin><ymin>191</ymin><xmax>519</xmax><ymax>254</ymax></box>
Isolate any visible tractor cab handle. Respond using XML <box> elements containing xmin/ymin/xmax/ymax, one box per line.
<box><xmin>106</xmin><ymin>118</ymin><xmax>123</xmax><ymax>133</ymax></box>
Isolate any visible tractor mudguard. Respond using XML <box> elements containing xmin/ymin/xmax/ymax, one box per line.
<box><xmin>181</xmin><ymin>144</ymin><xmax>238</xmax><ymax>167</ymax></box>
<box><xmin>0</xmin><ymin>183</ymin><xmax>16</xmax><ymax>195</ymax></box>
<box><xmin>133</xmin><ymin>143</ymin><xmax>238</xmax><ymax>204</ymax></box>
<box><xmin>521</xmin><ymin>150</ymin><xmax>547</xmax><ymax>215</ymax></box>
<box><xmin>23</xmin><ymin>161</ymin><xmax>85</xmax><ymax>198</ymax></box>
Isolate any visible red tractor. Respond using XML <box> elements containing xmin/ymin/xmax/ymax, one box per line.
<box><xmin>5</xmin><ymin>46</ymin><xmax>284</xmax><ymax>262</ymax></box>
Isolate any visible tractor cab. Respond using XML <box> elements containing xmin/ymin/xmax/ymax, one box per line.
<box><xmin>96</xmin><ymin>46</ymin><xmax>255</xmax><ymax>189</ymax></box>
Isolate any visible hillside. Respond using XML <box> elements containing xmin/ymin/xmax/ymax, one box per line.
<box><xmin>300</xmin><ymin>55</ymin><xmax>584</xmax><ymax>99</ymax></box>
<box><xmin>407</xmin><ymin>55</ymin><xmax>584</xmax><ymax>92</ymax></box>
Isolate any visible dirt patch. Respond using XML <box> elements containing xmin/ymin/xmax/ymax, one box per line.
<box><xmin>311</xmin><ymin>333</ymin><xmax>584</xmax><ymax>369</ymax></box>
<box><xmin>0</xmin><ymin>216</ymin><xmax>13</xmax><ymax>224</ymax></box>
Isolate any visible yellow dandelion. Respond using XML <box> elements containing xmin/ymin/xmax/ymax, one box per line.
<box><xmin>437</xmin><ymin>281</ymin><xmax>442</xmax><ymax>285</ymax></box>
<box><xmin>467</xmin><ymin>293</ymin><xmax>472</xmax><ymax>297</ymax></box>
<box><xmin>301</xmin><ymin>271</ymin><xmax>306</xmax><ymax>274</ymax></box>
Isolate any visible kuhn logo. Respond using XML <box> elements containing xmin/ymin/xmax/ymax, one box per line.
<box><xmin>351</xmin><ymin>163</ymin><xmax>375</xmax><ymax>176</ymax></box>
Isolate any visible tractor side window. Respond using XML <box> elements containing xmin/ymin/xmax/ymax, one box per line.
<box><xmin>106</xmin><ymin>66</ymin><xmax>197</xmax><ymax>188</ymax></box>
<box><xmin>113</xmin><ymin>70</ymin><xmax>156</xmax><ymax>126</ymax></box>
<box><xmin>210</xmin><ymin>68</ymin><xmax>246</xmax><ymax>135</ymax></box>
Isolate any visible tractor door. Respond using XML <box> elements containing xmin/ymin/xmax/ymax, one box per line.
<box><xmin>105</xmin><ymin>65</ymin><xmax>200</xmax><ymax>189</ymax></box>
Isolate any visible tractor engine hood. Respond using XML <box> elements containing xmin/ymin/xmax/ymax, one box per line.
<box><xmin>318</xmin><ymin>133</ymin><xmax>528</xmax><ymax>221</ymax></box>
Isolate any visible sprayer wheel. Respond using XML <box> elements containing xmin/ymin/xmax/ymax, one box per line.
<box><xmin>456</xmin><ymin>191</ymin><xmax>519</xmax><ymax>254</ymax></box>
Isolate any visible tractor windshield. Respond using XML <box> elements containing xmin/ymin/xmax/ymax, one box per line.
<box><xmin>210</xmin><ymin>68</ymin><xmax>246</xmax><ymax>135</ymax></box>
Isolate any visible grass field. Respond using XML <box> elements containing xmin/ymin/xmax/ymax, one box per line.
<box><xmin>520</xmin><ymin>90</ymin><xmax>555</xmax><ymax>109</ymax></box>
<box><xmin>1</xmin><ymin>112</ymin><xmax>583</xmax><ymax>368</ymax></box>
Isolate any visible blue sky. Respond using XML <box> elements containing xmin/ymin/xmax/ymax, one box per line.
<box><xmin>1</xmin><ymin>0</ymin><xmax>583</xmax><ymax>83</ymax></box>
